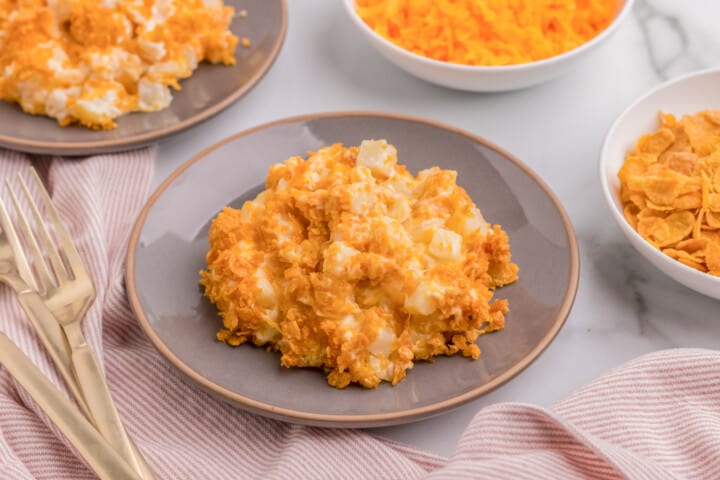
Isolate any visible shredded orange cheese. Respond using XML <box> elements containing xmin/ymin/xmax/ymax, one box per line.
<box><xmin>356</xmin><ymin>0</ymin><xmax>619</xmax><ymax>66</ymax></box>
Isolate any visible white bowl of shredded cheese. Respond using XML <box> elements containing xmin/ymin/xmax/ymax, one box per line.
<box><xmin>342</xmin><ymin>0</ymin><xmax>635</xmax><ymax>92</ymax></box>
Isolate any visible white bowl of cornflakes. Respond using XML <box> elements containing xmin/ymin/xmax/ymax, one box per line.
<box><xmin>601</xmin><ymin>68</ymin><xmax>720</xmax><ymax>300</ymax></box>
<box><xmin>342</xmin><ymin>0</ymin><xmax>634</xmax><ymax>92</ymax></box>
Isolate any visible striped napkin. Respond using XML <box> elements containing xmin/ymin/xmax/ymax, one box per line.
<box><xmin>0</xmin><ymin>150</ymin><xmax>718</xmax><ymax>480</ymax></box>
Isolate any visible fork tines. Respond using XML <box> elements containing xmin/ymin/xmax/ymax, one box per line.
<box><xmin>3</xmin><ymin>168</ymin><xmax>78</xmax><ymax>292</ymax></box>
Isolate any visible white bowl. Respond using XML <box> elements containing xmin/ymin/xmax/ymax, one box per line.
<box><xmin>600</xmin><ymin>68</ymin><xmax>720</xmax><ymax>300</ymax></box>
<box><xmin>343</xmin><ymin>0</ymin><xmax>634</xmax><ymax>92</ymax></box>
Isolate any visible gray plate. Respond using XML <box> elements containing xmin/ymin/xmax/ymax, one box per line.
<box><xmin>126</xmin><ymin>112</ymin><xmax>580</xmax><ymax>428</ymax></box>
<box><xmin>0</xmin><ymin>0</ymin><xmax>286</xmax><ymax>156</ymax></box>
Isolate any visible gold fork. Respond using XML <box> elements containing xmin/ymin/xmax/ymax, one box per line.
<box><xmin>0</xmin><ymin>181</ymin><xmax>90</xmax><ymax>418</ymax></box>
<box><xmin>4</xmin><ymin>169</ymin><xmax>155</xmax><ymax>480</ymax></box>
<box><xmin>0</xmin><ymin>188</ymin><xmax>141</xmax><ymax>480</ymax></box>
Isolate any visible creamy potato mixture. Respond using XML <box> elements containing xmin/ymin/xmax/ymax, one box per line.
<box><xmin>201</xmin><ymin>140</ymin><xmax>519</xmax><ymax>388</ymax></box>
<box><xmin>0</xmin><ymin>0</ymin><xmax>238</xmax><ymax>129</ymax></box>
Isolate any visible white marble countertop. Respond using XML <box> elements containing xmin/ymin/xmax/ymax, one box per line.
<box><xmin>153</xmin><ymin>0</ymin><xmax>720</xmax><ymax>457</ymax></box>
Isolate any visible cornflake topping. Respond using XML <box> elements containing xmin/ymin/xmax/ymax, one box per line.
<box><xmin>0</xmin><ymin>0</ymin><xmax>241</xmax><ymax>129</ymax></box>
<box><xmin>200</xmin><ymin>140</ymin><xmax>519</xmax><ymax>389</ymax></box>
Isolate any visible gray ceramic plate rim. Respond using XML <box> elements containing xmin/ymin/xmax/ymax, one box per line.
<box><xmin>126</xmin><ymin>111</ymin><xmax>580</xmax><ymax>427</ymax></box>
<box><xmin>0</xmin><ymin>0</ymin><xmax>287</xmax><ymax>156</ymax></box>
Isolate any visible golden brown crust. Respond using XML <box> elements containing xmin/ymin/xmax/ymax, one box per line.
<box><xmin>200</xmin><ymin>140</ymin><xmax>519</xmax><ymax>388</ymax></box>
<box><xmin>0</xmin><ymin>0</ymin><xmax>238</xmax><ymax>129</ymax></box>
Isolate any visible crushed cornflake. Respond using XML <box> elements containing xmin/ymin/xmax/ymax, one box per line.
<box><xmin>200</xmin><ymin>140</ymin><xmax>519</xmax><ymax>389</ymax></box>
<box><xmin>0</xmin><ymin>0</ymin><xmax>240</xmax><ymax>129</ymax></box>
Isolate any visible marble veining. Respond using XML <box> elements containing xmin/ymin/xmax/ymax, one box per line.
<box><xmin>637</xmin><ymin>0</ymin><xmax>691</xmax><ymax>80</ymax></box>
<box><xmin>638</xmin><ymin>0</ymin><xmax>720</xmax><ymax>80</ymax></box>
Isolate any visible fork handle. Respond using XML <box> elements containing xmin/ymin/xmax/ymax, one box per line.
<box><xmin>63</xmin><ymin>321</ymin><xmax>156</xmax><ymax>480</ymax></box>
<box><xmin>18</xmin><ymin>291</ymin><xmax>156</xmax><ymax>480</ymax></box>
<box><xmin>17</xmin><ymin>291</ymin><xmax>92</xmax><ymax>418</ymax></box>
<box><xmin>0</xmin><ymin>331</ymin><xmax>141</xmax><ymax>480</ymax></box>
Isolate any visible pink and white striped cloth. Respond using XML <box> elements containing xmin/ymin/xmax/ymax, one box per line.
<box><xmin>0</xmin><ymin>150</ymin><xmax>718</xmax><ymax>480</ymax></box>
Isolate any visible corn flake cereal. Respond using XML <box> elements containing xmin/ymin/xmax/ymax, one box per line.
<box><xmin>618</xmin><ymin>109</ymin><xmax>720</xmax><ymax>277</ymax></box>
<box><xmin>200</xmin><ymin>140</ymin><xmax>519</xmax><ymax>389</ymax></box>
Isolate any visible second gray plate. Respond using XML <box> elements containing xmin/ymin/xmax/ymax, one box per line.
<box><xmin>0</xmin><ymin>0</ymin><xmax>286</xmax><ymax>156</ymax></box>
<box><xmin>126</xmin><ymin>112</ymin><xmax>579</xmax><ymax>428</ymax></box>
